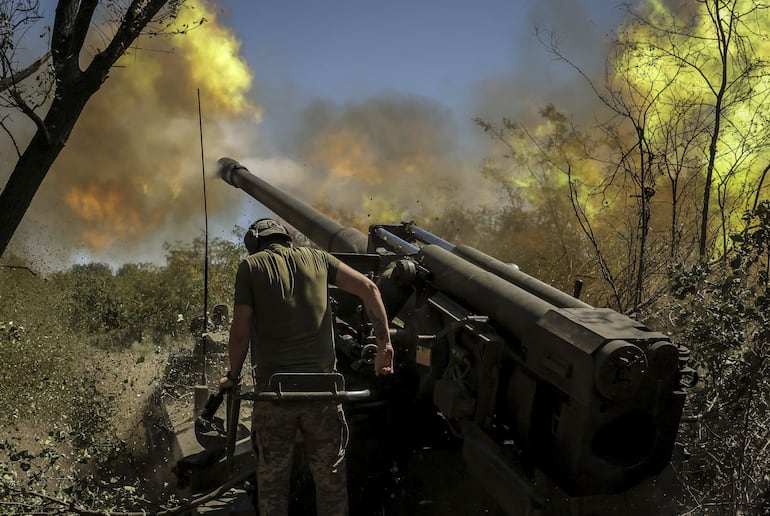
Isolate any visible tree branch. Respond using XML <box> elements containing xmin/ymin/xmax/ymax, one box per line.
<box><xmin>85</xmin><ymin>0</ymin><xmax>172</xmax><ymax>80</ymax></box>
<box><xmin>51</xmin><ymin>0</ymin><xmax>78</xmax><ymax>74</ymax></box>
<box><xmin>0</xmin><ymin>51</ymin><xmax>51</xmax><ymax>93</ymax></box>
<box><xmin>0</xmin><ymin>116</ymin><xmax>22</xmax><ymax>157</ymax></box>
<box><xmin>67</xmin><ymin>0</ymin><xmax>99</xmax><ymax>66</ymax></box>
<box><xmin>9</xmin><ymin>88</ymin><xmax>50</xmax><ymax>144</ymax></box>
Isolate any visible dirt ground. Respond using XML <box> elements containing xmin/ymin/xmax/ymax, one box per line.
<box><xmin>5</xmin><ymin>346</ymin><xmax>165</xmax><ymax>438</ymax></box>
<box><xmin>0</xmin><ymin>338</ymin><xmax>194</xmax><ymax>514</ymax></box>
<box><xmin>97</xmin><ymin>343</ymin><xmax>171</xmax><ymax>442</ymax></box>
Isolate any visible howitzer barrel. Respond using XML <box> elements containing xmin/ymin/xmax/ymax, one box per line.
<box><xmin>217</xmin><ymin>158</ymin><xmax>368</xmax><ymax>253</ymax></box>
<box><xmin>214</xmin><ymin>156</ymin><xmax>689</xmax><ymax>505</ymax></box>
<box><xmin>452</xmin><ymin>244</ymin><xmax>592</xmax><ymax>309</ymax></box>
<box><xmin>418</xmin><ymin>244</ymin><xmax>555</xmax><ymax>337</ymax></box>
<box><xmin>408</xmin><ymin>225</ymin><xmax>590</xmax><ymax>309</ymax></box>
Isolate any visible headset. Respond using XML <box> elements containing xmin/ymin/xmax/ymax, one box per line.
<box><xmin>244</xmin><ymin>218</ymin><xmax>291</xmax><ymax>254</ymax></box>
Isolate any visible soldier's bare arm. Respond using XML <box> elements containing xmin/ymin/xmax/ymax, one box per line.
<box><xmin>221</xmin><ymin>303</ymin><xmax>252</xmax><ymax>386</ymax></box>
<box><xmin>333</xmin><ymin>261</ymin><xmax>395</xmax><ymax>375</ymax></box>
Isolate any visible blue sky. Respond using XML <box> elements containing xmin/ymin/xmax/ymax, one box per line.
<box><xmin>224</xmin><ymin>1</ymin><xmax>531</xmax><ymax>102</ymax></box>
<box><xmin>214</xmin><ymin>0</ymin><xmax>626</xmax><ymax>152</ymax></box>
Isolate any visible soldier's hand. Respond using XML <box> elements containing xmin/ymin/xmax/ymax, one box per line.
<box><xmin>219</xmin><ymin>370</ymin><xmax>241</xmax><ymax>389</ymax></box>
<box><xmin>375</xmin><ymin>342</ymin><xmax>395</xmax><ymax>376</ymax></box>
<box><xmin>219</xmin><ymin>376</ymin><xmax>235</xmax><ymax>389</ymax></box>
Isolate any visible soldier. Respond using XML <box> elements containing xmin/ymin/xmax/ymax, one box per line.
<box><xmin>220</xmin><ymin>218</ymin><xmax>394</xmax><ymax>516</ymax></box>
<box><xmin>211</xmin><ymin>304</ymin><xmax>229</xmax><ymax>329</ymax></box>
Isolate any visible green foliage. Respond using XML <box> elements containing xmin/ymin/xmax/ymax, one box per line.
<box><xmin>0</xmin><ymin>262</ymin><xmax>159</xmax><ymax>512</ymax></box>
<box><xmin>669</xmin><ymin>201</ymin><xmax>770</xmax><ymax>513</ymax></box>
<box><xmin>0</xmin><ymin>236</ymin><xmax>243</xmax><ymax>513</ymax></box>
<box><xmin>0</xmin><ymin>263</ymin><xmax>81</xmax><ymax>428</ymax></box>
<box><xmin>45</xmin><ymin>236</ymin><xmax>243</xmax><ymax>349</ymax></box>
<box><xmin>65</xmin><ymin>263</ymin><xmax>125</xmax><ymax>334</ymax></box>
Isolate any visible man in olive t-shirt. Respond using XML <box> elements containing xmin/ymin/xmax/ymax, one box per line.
<box><xmin>220</xmin><ymin>218</ymin><xmax>394</xmax><ymax>516</ymax></box>
<box><xmin>234</xmin><ymin>242</ymin><xmax>340</xmax><ymax>389</ymax></box>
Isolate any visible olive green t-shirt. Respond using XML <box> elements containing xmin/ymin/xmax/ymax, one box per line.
<box><xmin>234</xmin><ymin>244</ymin><xmax>341</xmax><ymax>387</ymax></box>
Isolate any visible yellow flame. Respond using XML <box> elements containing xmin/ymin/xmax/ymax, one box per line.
<box><xmin>63</xmin><ymin>185</ymin><xmax>160</xmax><ymax>249</ymax></box>
<box><xmin>494</xmin><ymin>112</ymin><xmax>609</xmax><ymax>202</ymax></box>
<box><xmin>617</xmin><ymin>0</ymin><xmax>770</xmax><ymax>186</ymax></box>
<box><xmin>568</xmin><ymin>0</ymin><xmax>770</xmax><ymax>245</ymax></box>
<box><xmin>361</xmin><ymin>195</ymin><xmax>408</xmax><ymax>224</ymax></box>
<box><xmin>55</xmin><ymin>0</ymin><xmax>261</xmax><ymax>249</ymax></box>
<box><xmin>170</xmin><ymin>1</ymin><xmax>260</xmax><ymax>119</ymax></box>
<box><xmin>113</xmin><ymin>0</ymin><xmax>259</xmax><ymax>119</ymax></box>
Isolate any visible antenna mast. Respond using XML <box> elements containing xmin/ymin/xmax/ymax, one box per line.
<box><xmin>198</xmin><ymin>88</ymin><xmax>210</xmax><ymax>385</ymax></box>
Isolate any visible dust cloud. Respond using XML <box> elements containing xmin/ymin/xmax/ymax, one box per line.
<box><xmin>6</xmin><ymin>1</ymin><xmax>264</xmax><ymax>270</ymax></box>
<box><xmin>2</xmin><ymin>0</ymin><xmax>630</xmax><ymax>270</ymax></box>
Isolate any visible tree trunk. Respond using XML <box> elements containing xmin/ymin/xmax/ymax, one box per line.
<box><xmin>698</xmin><ymin>0</ymin><xmax>730</xmax><ymax>259</ymax></box>
<box><xmin>0</xmin><ymin>93</ymin><xmax>93</xmax><ymax>256</ymax></box>
<box><xmin>0</xmin><ymin>0</ymin><xmax>171</xmax><ymax>258</ymax></box>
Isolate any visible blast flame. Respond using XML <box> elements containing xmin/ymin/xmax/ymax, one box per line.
<box><xmin>484</xmin><ymin>0</ymin><xmax>770</xmax><ymax>250</ymax></box>
<box><xmin>174</xmin><ymin>2</ymin><xmax>260</xmax><ymax>119</ymax></box>
<box><xmin>35</xmin><ymin>0</ymin><xmax>261</xmax><ymax>255</ymax></box>
<box><xmin>292</xmin><ymin>97</ymin><xmax>468</xmax><ymax>227</ymax></box>
<box><xmin>615</xmin><ymin>0</ymin><xmax>770</xmax><ymax>217</ymax></box>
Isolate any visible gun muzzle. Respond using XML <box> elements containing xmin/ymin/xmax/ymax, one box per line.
<box><xmin>217</xmin><ymin>157</ymin><xmax>369</xmax><ymax>253</ymax></box>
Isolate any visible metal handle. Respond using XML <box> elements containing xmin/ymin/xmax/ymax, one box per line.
<box><xmin>238</xmin><ymin>389</ymin><xmax>371</xmax><ymax>401</ymax></box>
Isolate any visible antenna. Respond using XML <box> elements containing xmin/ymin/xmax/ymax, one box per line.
<box><xmin>198</xmin><ymin>88</ymin><xmax>210</xmax><ymax>386</ymax></box>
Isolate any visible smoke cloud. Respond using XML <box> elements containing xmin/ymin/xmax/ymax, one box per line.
<box><xmin>472</xmin><ymin>0</ymin><xmax>622</xmax><ymax>127</ymax></box>
<box><xmin>282</xmin><ymin>95</ymin><xmax>477</xmax><ymax>225</ymax></box>
<box><xmin>2</xmin><ymin>0</ymin><xmax>636</xmax><ymax>271</ymax></box>
<box><xmin>7</xmin><ymin>1</ymin><xmax>265</xmax><ymax>269</ymax></box>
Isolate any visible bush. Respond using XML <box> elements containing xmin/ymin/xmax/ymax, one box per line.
<box><xmin>668</xmin><ymin>202</ymin><xmax>770</xmax><ymax>514</ymax></box>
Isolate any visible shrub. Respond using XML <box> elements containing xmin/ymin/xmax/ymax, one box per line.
<box><xmin>669</xmin><ymin>201</ymin><xmax>770</xmax><ymax>514</ymax></box>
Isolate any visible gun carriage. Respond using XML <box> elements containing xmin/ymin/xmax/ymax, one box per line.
<box><xmin>175</xmin><ymin>157</ymin><xmax>691</xmax><ymax>514</ymax></box>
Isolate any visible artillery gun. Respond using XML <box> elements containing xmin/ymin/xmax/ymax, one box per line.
<box><xmin>171</xmin><ymin>157</ymin><xmax>691</xmax><ymax>514</ymax></box>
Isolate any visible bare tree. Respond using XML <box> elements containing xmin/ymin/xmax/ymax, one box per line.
<box><xmin>475</xmin><ymin>0</ymin><xmax>770</xmax><ymax>312</ymax></box>
<box><xmin>477</xmin><ymin>97</ymin><xmax>674</xmax><ymax>313</ymax></box>
<box><xmin>620</xmin><ymin>0</ymin><xmax>770</xmax><ymax>259</ymax></box>
<box><xmin>0</xmin><ymin>0</ymin><xmax>187</xmax><ymax>257</ymax></box>
<box><xmin>474</xmin><ymin>112</ymin><xmax>622</xmax><ymax>308</ymax></box>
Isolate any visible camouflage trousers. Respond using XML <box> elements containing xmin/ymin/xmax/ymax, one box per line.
<box><xmin>251</xmin><ymin>400</ymin><xmax>349</xmax><ymax>516</ymax></box>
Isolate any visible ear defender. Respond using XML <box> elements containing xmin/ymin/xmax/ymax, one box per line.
<box><xmin>244</xmin><ymin>218</ymin><xmax>291</xmax><ymax>254</ymax></box>
<box><xmin>244</xmin><ymin>222</ymin><xmax>260</xmax><ymax>254</ymax></box>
